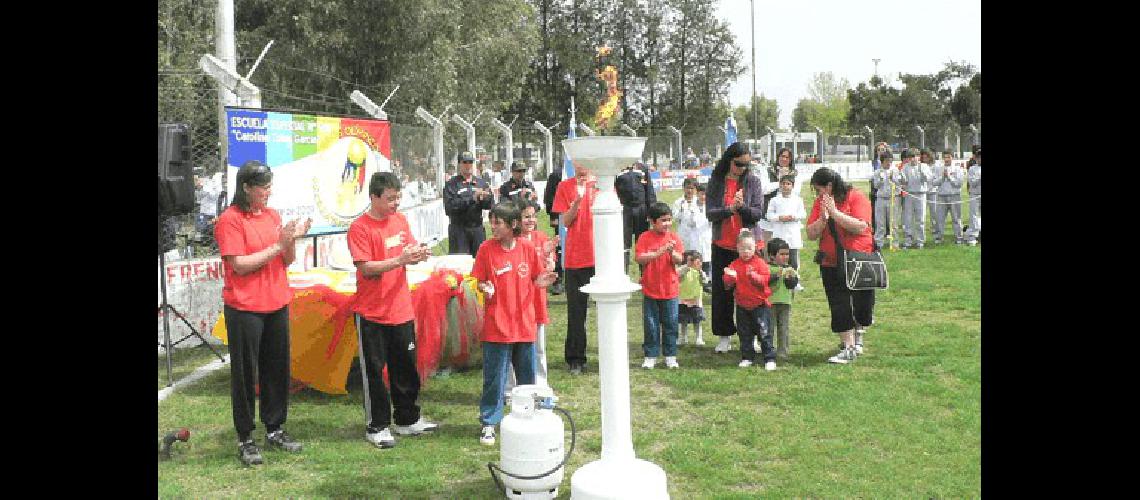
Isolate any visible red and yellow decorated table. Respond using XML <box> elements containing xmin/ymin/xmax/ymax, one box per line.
<box><xmin>212</xmin><ymin>256</ymin><xmax>484</xmax><ymax>394</ymax></box>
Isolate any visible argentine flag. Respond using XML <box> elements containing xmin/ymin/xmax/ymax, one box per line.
<box><xmin>725</xmin><ymin>113</ymin><xmax>738</xmax><ymax>147</ymax></box>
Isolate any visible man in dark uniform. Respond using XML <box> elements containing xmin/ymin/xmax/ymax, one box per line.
<box><xmin>614</xmin><ymin>161</ymin><xmax>657</xmax><ymax>269</ymax></box>
<box><xmin>499</xmin><ymin>161</ymin><xmax>538</xmax><ymax>204</ymax></box>
<box><xmin>543</xmin><ymin>167</ymin><xmax>564</xmax><ymax>295</ymax></box>
<box><xmin>443</xmin><ymin>151</ymin><xmax>494</xmax><ymax>254</ymax></box>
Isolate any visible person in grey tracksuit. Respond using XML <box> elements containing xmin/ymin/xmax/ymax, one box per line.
<box><xmin>931</xmin><ymin>151</ymin><xmax>965</xmax><ymax>244</ymax></box>
<box><xmin>921</xmin><ymin>150</ymin><xmax>938</xmax><ymax>234</ymax></box>
<box><xmin>965</xmin><ymin>149</ymin><xmax>981</xmax><ymax>245</ymax></box>
<box><xmin>900</xmin><ymin>150</ymin><xmax>932</xmax><ymax>248</ymax></box>
<box><xmin>870</xmin><ymin>152</ymin><xmax>900</xmax><ymax>250</ymax></box>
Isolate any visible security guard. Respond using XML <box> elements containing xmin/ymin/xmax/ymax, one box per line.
<box><xmin>498</xmin><ymin>161</ymin><xmax>538</xmax><ymax>203</ymax></box>
<box><xmin>614</xmin><ymin>161</ymin><xmax>657</xmax><ymax>268</ymax></box>
<box><xmin>443</xmin><ymin>151</ymin><xmax>494</xmax><ymax>254</ymax></box>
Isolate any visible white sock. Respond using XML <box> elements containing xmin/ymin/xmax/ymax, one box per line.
<box><xmin>679</xmin><ymin>324</ymin><xmax>688</xmax><ymax>343</ymax></box>
<box><xmin>696</xmin><ymin>324</ymin><xmax>703</xmax><ymax>341</ymax></box>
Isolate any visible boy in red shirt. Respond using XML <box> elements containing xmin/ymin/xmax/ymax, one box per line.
<box><xmin>348</xmin><ymin>172</ymin><xmax>438</xmax><ymax>450</ymax></box>
<box><xmin>550</xmin><ymin>166</ymin><xmax>598</xmax><ymax>374</ymax></box>
<box><xmin>635</xmin><ymin>202</ymin><xmax>685</xmax><ymax>369</ymax></box>
<box><xmin>473</xmin><ymin>202</ymin><xmax>558</xmax><ymax>445</ymax></box>
<box><xmin>722</xmin><ymin>229</ymin><xmax>777</xmax><ymax>371</ymax></box>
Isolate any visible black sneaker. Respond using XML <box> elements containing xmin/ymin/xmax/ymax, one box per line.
<box><xmin>550</xmin><ymin>281</ymin><xmax>565</xmax><ymax>295</ymax></box>
<box><xmin>266</xmin><ymin>429</ymin><xmax>303</xmax><ymax>452</ymax></box>
<box><xmin>238</xmin><ymin>439</ymin><xmax>264</xmax><ymax>465</ymax></box>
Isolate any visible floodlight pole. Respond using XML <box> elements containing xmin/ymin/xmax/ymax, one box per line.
<box><xmin>916</xmin><ymin>125</ymin><xmax>925</xmax><ymax>150</ymax></box>
<box><xmin>864</xmin><ymin>125</ymin><xmax>875</xmax><ymax>160</ymax></box>
<box><xmin>814</xmin><ymin>126</ymin><xmax>824</xmax><ymax>164</ymax></box>
<box><xmin>490</xmin><ymin>117</ymin><xmax>515</xmax><ymax>177</ymax></box>
<box><xmin>969</xmin><ymin>123</ymin><xmax>980</xmax><ymax>146</ymax></box>
<box><xmin>350</xmin><ymin>87</ymin><xmax>399</xmax><ymax>121</ymax></box>
<box><xmin>791</xmin><ymin>129</ymin><xmax>799</xmax><ymax>162</ymax></box>
<box><xmin>416</xmin><ymin>107</ymin><xmax>447</xmax><ymax>190</ymax></box>
<box><xmin>667</xmin><ymin>126</ymin><xmax>682</xmax><ymax>166</ymax></box>
<box><xmin>451</xmin><ymin>113</ymin><xmax>477</xmax><ymax>160</ymax></box>
<box><xmin>534</xmin><ymin>121</ymin><xmax>554</xmax><ymax>179</ymax></box>
<box><xmin>765</xmin><ymin>126</ymin><xmax>775</xmax><ymax>165</ymax></box>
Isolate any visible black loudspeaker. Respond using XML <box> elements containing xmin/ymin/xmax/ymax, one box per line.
<box><xmin>158</xmin><ymin>123</ymin><xmax>195</xmax><ymax>215</ymax></box>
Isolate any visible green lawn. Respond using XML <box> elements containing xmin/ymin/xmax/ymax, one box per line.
<box><xmin>158</xmin><ymin>179</ymin><xmax>980</xmax><ymax>498</ymax></box>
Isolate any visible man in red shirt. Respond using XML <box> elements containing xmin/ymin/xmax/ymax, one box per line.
<box><xmin>550</xmin><ymin>165</ymin><xmax>598</xmax><ymax>375</ymax></box>
<box><xmin>635</xmin><ymin>202</ymin><xmax>684</xmax><ymax>369</ymax></box>
<box><xmin>722</xmin><ymin>229</ymin><xmax>776</xmax><ymax>370</ymax></box>
<box><xmin>348</xmin><ymin>172</ymin><xmax>438</xmax><ymax>449</ymax></box>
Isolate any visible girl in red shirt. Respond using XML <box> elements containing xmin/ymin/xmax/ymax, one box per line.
<box><xmin>805</xmin><ymin>167</ymin><xmax>876</xmax><ymax>365</ymax></box>
<box><xmin>505</xmin><ymin>199</ymin><xmax>556</xmax><ymax>391</ymax></box>
<box><xmin>721</xmin><ymin>229</ymin><xmax>776</xmax><ymax>371</ymax></box>
<box><xmin>214</xmin><ymin>160</ymin><xmax>310</xmax><ymax>465</ymax></box>
<box><xmin>473</xmin><ymin>202</ymin><xmax>558</xmax><ymax>445</ymax></box>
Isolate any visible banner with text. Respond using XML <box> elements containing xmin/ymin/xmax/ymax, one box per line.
<box><xmin>225</xmin><ymin>108</ymin><xmax>392</xmax><ymax>234</ymax></box>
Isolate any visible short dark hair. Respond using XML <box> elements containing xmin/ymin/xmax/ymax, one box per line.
<box><xmin>879</xmin><ymin>151</ymin><xmax>894</xmax><ymax>163</ymax></box>
<box><xmin>230</xmin><ymin>160</ymin><xmax>273</xmax><ymax>212</ymax></box>
<box><xmin>516</xmin><ymin>197</ymin><xmax>542</xmax><ymax>214</ymax></box>
<box><xmin>682</xmin><ymin>177</ymin><xmax>698</xmax><ymax>189</ymax></box>
<box><xmin>369</xmin><ymin>171</ymin><xmax>402</xmax><ymax>197</ymax></box>
<box><xmin>490</xmin><ymin>201</ymin><xmax>523</xmax><ymax>236</ymax></box>
<box><xmin>646</xmin><ymin>201</ymin><xmax>672</xmax><ymax>221</ymax></box>
<box><xmin>683</xmin><ymin>249</ymin><xmax>702</xmax><ymax>262</ymax></box>
<box><xmin>779</xmin><ymin>174</ymin><xmax>796</xmax><ymax>185</ymax></box>
<box><xmin>695</xmin><ymin>182</ymin><xmax>707</xmax><ymax>192</ymax></box>
<box><xmin>767</xmin><ymin>237</ymin><xmax>790</xmax><ymax>256</ymax></box>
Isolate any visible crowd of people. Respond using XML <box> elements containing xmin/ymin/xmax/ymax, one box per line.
<box><xmin>213</xmin><ymin>140</ymin><xmax>980</xmax><ymax>465</ymax></box>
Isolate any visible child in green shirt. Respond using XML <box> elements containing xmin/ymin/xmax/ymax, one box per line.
<box><xmin>766</xmin><ymin>238</ymin><xmax>799</xmax><ymax>360</ymax></box>
<box><xmin>676</xmin><ymin>250</ymin><xmax>709</xmax><ymax>345</ymax></box>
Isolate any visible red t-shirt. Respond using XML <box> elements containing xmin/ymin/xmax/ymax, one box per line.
<box><xmin>347</xmin><ymin>211</ymin><xmax>416</xmax><ymax>325</ymax></box>
<box><xmin>215</xmin><ymin>206</ymin><xmax>293</xmax><ymax>313</ymax></box>
<box><xmin>471</xmin><ymin>238</ymin><xmax>543</xmax><ymax>343</ymax></box>
<box><xmin>722</xmin><ymin>256</ymin><xmax>772</xmax><ymax>309</ymax></box>
<box><xmin>635</xmin><ymin>229</ymin><xmax>683</xmax><ymax>299</ymax></box>
<box><xmin>806</xmin><ymin>188</ymin><xmax>874</xmax><ymax>268</ymax></box>
<box><xmin>714</xmin><ymin>178</ymin><xmax>744</xmax><ymax>249</ymax></box>
<box><xmin>521</xmin><ymin>229</ymin><xmax>550</xmax><ymax>325</ymax></box>
<box><xmin>551</xmin><ymin>178</ymin><xmax>597</xmax><ymax>269</ymax></box>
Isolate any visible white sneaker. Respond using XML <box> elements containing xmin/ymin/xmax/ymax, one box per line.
<box><xmin>392</xmin><ymin>417</ymin><xmax>439</xmax><ymax>436</ymax></box>
<box><xmin>695</xmin><ymin>337</ymin><xmax>706</xmax><ymax>346</ymax></box>
<box><xmin>794</xmin><ymin>283</ymin><xmax>804</xmax><ymax>291</ymax></box>
<box><xmin>366</xmin><ymin>427</ymin><xmax>396</xmax><ymax>449</ymax></box>
<box><xmin>479</xmin><ymin>425</ymin><xmax>496</xmax><ymax>446</ymax></box>
<box><xmin>828</xmin><ymin>347</ymin><xmax>857</xmax><ymax>364</ymax></box>
<box><xmin>764</xmin><ymin>361</ymin><xmax>776</xmax><ymax>371</ymax></box>
<box><xmin>641</xmin><ymin>357</ymin><xmax>656</xmax><ymax>369</ymax></box>
<box><xmin>664</xmin><ymin>356</ymin><xmax>679</xmax><ymax>369</ymax></box>
<box><xmin>855</xmin><ymin>331</ymin><xmax>865</xmax><ymax>354</ymax></box>
<box><xmin>738</xmin><ymin>359</ymin><xmax>753</xmax><ymax>368</ymax></box>
<box><xmin>753</xmin><ymin>340</ymin><xmax>761</xmax><ymax>352</ymax></box>
<box><xmin>715</xmin><ymin>337</ymin><xmax>731</xmax><ymax>353</ymax></box>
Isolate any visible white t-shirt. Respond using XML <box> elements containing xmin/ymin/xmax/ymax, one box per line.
<box><xmin>765</xmin><ymin>193</ymin><xmax>807</xmax><ymax>249</ymax></box>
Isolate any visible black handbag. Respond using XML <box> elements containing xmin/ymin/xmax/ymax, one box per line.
<box><xmin>827</xmin><ymin>219</ymin><xmax>889</xmax><ymax>290</ymax></box>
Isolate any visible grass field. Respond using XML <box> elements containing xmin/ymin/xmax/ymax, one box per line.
<box><xmin>158</xmin><ymin>179</ymin><xmax>980</xmax><ymax>498</ymax></box>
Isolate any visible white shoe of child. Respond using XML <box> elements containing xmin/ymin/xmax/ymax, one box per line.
<box><xmin>714</xmin><ymin>337</ymin><xmax>731</xmax><ymax>353</ymax></box>
<box><xmin>738</xmin><ymin>359</ymin><xmax>753</xmax><ymax>368</ymax></box>
<box><xmin>641</xmin><ymin>357</ymin><xmax>656</xmax><ymax>369</ymax></box>
<box><xmin>664</xmin><ymin>356</ymin><xmax>679</xmax><ymax>369</ymax></box>
<box><xmin>695</xmin><ymin>336</ymin><xmax>706</xmax><ymax>346</ymax></box>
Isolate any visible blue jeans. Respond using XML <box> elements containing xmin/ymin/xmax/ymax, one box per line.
<box><xmin>480</xmin><ymin>342</ymin><xmax>536</xmax><ymax>426</ymax></box>
<box><xmin>642</xmin><ymin>297</ymin><xmax>679</xmax><ymax>358</ymax></box>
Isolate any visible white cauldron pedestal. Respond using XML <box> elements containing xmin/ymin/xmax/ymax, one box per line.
<box><xmin>562</xmin><ymin>136</ymin><xmax>669</xmax><ymax>500</ymax></box>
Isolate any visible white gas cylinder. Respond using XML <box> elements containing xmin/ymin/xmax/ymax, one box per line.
<box><xmin>499</xmin><ymin>384</ymin><xmax>565</xmax><ymax>499</ymax></box>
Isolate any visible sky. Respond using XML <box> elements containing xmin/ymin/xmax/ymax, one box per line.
<box><xmin>717</xmin><ymin>0</ymin><xmax>981</xmax><ymax>128</ymax></box>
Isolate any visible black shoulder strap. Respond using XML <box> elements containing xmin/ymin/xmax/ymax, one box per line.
<box><xmin>827</xmin><ymin>217</ymin><xmax>846</xmax><ymax>262</ymax></box>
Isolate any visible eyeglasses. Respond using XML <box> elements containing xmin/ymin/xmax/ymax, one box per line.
<box><xmin>733</xmin><ymin>160</ymin><xmax>750</xmax><ymax>168</ymax></box>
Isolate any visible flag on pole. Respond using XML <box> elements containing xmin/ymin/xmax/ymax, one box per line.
<box><xmin>559</xmin><ymin>104</ymin><xmax>578</xmax><ymax>268</ymax></box>
<box><xmin>725</xmin><ymin>113</ymin><xmax>738</xmax><ymax>147</ymax></box>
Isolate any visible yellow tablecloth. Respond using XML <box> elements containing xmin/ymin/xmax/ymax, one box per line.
<box><xmin>212</xmin><ymin>266</ymin><xmax>483</xmax><ymax>394</ymax></box>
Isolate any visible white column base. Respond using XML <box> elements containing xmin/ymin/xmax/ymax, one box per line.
<box><xmin>570</xmin><ymin>457</ymin><xmax>669</xmax><ymax>500</ymax></box>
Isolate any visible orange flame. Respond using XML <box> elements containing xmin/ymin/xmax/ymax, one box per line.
<box><xmin>594</xmin><ymin>45</ymin><xmax>622</xmax><ymax>130</ymax></box>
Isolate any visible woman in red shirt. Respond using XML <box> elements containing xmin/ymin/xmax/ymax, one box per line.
<box><xmin>214</xmin><ymin>160</ymin><xmax>310</xmax><ymax>465</ymax></box>
<box><xmin>805</xmin><ymin>167</ymin><xmax>876</xmax><ymax>365</ymax></box>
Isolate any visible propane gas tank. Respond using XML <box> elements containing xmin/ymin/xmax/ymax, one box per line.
<box><xmin>499</xmin><ymin>384</ymin><xmax>565</xmax><ymax>499</ymax></box>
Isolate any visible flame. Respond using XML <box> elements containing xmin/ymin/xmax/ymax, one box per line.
<box><xmin>594</xmin><ymin>45</ymin><xmax>622</xmax><ymax>130</ymax></box>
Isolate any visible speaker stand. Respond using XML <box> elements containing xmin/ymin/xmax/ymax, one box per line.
<box><xmin>159</xmin><ymin>250</ymin><xmax>226</xmax><ymax>388</ymax></box>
